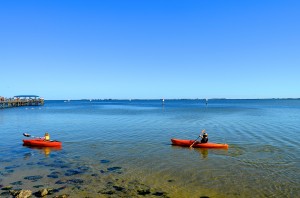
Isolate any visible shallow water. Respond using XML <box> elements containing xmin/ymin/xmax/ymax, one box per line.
<box><xmin>0</xmin><ymin>99</ymin><xmax>299</xmax><ymax>197</ymax></box>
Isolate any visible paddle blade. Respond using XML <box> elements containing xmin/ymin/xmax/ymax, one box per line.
<box><xmin>23</xmin><ymin>133</ymin><xmax>31</xmax><ymax>137</ymax></box>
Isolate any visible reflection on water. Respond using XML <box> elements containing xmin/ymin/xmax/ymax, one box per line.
<box><xmin>171</xmin><ymin>144</ymin><xmax>227</xmax><ymax>160</ymax></box>
<box><xmin>23</xmin><ymin>145</ymin><xmax>62</xmax><ymax>157</ymax></box>
<box><xmin>199</xmin><ymin>148</ymin><xmax>209</xmax><ymax>159</ymax></box>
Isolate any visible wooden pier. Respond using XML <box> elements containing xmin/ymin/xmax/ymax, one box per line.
<box><xmin>0</xmin><ymin>95</ymin><xmax>44</xmax><ymax>109</ymax></box>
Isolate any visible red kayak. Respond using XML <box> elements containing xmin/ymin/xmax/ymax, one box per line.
<box><xmin>171</xmin><ymin>138</ymin><xmax>229</xmax><ymax>149</ymax></box>
<box><xmin>23</xmin><ymin>139</ymin><xmax>62</xmax><ymax>147</ymax></box>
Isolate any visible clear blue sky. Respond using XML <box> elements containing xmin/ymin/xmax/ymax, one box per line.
<box><xmin>1</xmin><ymin>0</ymin><xmax>299</xmax><ymax>99</ymax></box>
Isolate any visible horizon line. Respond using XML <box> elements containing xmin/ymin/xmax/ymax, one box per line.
<box><xmin>45</xmin><ymin>97</ymin><xmax>300</xmax><ymax>101</ymax></box>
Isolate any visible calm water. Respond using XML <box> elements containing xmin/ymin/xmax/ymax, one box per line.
<box><xmin>0</xmin><ymin>99</ymin><xmax>299</xmax><ymax>197</ymax></box>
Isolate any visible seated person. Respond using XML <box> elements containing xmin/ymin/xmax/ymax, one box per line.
<box><xmin>44</xmin><ymin>132</ymin><xmax>50</xmax><ymax>141</ymax></box>
<box><xmin>200</xmin><ymin>132</ymin><xmax>208</xmax><ymax>143</ymax></box>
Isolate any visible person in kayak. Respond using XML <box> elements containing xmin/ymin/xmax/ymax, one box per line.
<box><xmin>200</xmin><ymin>132</ymin><xmax>208</xmax><ymax>143</ymax></box>
<box><xmin>44</xmin><ymin>132</ymin><xmax>50</xmax><ymax>141</ymax></box>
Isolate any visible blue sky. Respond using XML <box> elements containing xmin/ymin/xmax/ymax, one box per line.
<box><xmin>1</xmin><ymin>0</ymin><xmax>299</xmax><ymax>99</ymax></box>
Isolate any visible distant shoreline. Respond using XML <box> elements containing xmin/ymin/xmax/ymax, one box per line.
<box><xmin>51</xmin><ymin>98</ymin><xmax>300</xmax><ymax>101</ymax></box>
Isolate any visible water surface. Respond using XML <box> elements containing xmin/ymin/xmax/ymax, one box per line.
<box><xmin>0</xmin><ymin>99</ymin><xmax>299</xmax><ymax>197</ymax></box>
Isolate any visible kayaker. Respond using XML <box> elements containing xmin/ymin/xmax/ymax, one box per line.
<box><xmin>44</xmin><ymin>132</ymin><xmax>50</xmax><ymax>141</ymax></box>
<box><xmin>200</xmin><ymin>132</ymin><xmax>208</xmax><ymax>143</ymax></box>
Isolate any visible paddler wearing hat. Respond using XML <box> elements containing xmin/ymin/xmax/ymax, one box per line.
<box><xmin>200</xmin><ymin>132</ymin><xmax>208</xmax><ymax>143</ymax></box>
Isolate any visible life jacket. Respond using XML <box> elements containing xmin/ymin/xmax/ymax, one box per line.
<box><xmin>201</xmin><ymin>137</ymin><xmax>208</xmax><ymax>143</ymax></box>
<box><xmin>45</xmin><ymin>133</ymin><xmax>50</xmax><ymax>141</ymax></box>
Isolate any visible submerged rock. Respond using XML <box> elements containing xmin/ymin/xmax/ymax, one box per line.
<box><xmin>100</xmin><ymin>159</ymin><xmax>110</xmax><ymax>163</ymax></box>
<box><xmin>33</xmin><ymin>185</ymin><xmax>44</xmax><ymax>188</ymax></box>
<box><xmin>64</xmin><ymin>169</ymin><xmax>83</xmax><ymax>176</ymax></box>
<box><xmin>37</xmin><ymin>161</ymin><xmax>47</xmax><ymax>166</ymax></box>
<box><xmin>1</xmin><ymin>186</ymin><xmax>13</xmax><ymax>190</ymax></box>
<box><xmin>0</xmin><ymin>170</ymin><xmax>12</xmax><ymax>177</ymax></box>
<box><xmin>24</xmin><ymin>175</ymin><xmax>43</xmax><ymax>182</ymax></box>
<box><xmin>10</xmin><ymin>181</ymin><xmax>23</xmax><ymax>185</ymax></box>
<box><xmin>47</xmin><ymin>162</ymin><xmax>71</xmax><ymax>169</ymax></box>
<box><xmin>97</xmin><ymin>178</ymin><xmax>169</xmax><ymax>197</ymax></box>
<box><xmin>53</xmin><ymin>194</ymin><xmax>69</xmax><ymax>198</ymax></box>
<box><xmin>137</xmin><ymin>189</ymin><xmax>151</xmax><ymax>195</ymax></box>
<box><xmin>5</xmin><ymin>165</ymin><xmax>19</xmax><ymax>170</ymax></box>
<box><xmin>107</xmin><ymin>166</ymin><xmax>123</xmax><ymax>174</ymax></box>
<box><xmin>47</xmin><ymin>171</ymin><xmax>61</xmax><ymax>178</ymax></box>
<box><xmin>100</xmin><ymin>166</ymin><xmax>123</xmax><ymax>174</ymax></box>
<box><xmin>67</xmin><ymin>179</ymin><xmax>84</xmax><ymax>184</ymax></box>
<box><xmin>98</xmin><ymin>190</ymin><xmax>114</xmax><ymax>195</ymax></box>
<box><xmin>78</xmin><ymin>165</ymin><xmax>90</xmax><ymax>171</ymax></box>
<box><xmin>113</xmin><ymin>185</ymin><xmax>126</xmax><ymax>192</ymax></box>
<box><xmin>53</xmin><ymin>186</ymin><xmax>67</xmax><ymax>193</ymax></box>
<box><xmin>55</xmin><ymin>179</ymin><xmax>67</xmax><ymax>184</ymax></box>
<box><xmin>152</xmin><ymin>191</ymin><xmax>169</xmax><ymax>197</ymax></box>
<box><xmin>0</xmin><ymin>191</ymin><xmax>10</xmax><ymax>196</ymax></box>
<box><xmin>7</xmin><ymin>169</ymin><xmax>14</xmax><ymax>173</ymax></box>
<box><xmin>58</xmin><ymin>164</ymin><xmax>71</xmax><ymax>169</ymax></box>
<box><xmin>26</xmin><ymin>162</ymin><xmax>35</xmax><ymax>166</ymax></box>
<box><xmin>107</xmin><ymin>167</ymin><xmax>122</xmax><ymax>171</ymax></box>
<box><xmin>44</xmin><ymin>186</ymin><xmax>65</xmax><ymax>194</ymax></box>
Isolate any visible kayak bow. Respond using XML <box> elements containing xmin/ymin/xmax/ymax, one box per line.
<box><xmin>171</xmin><ymin>138</ymin><xmax>228</xmax><ymax>149</ymax></box>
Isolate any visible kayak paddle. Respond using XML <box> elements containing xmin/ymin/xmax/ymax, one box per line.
<box><xmin>23</xmin><ymin>133</ymin><xmax>42</xmax><ymax>139</ymax></box>
<box><xmin>189</xmin><ymin>129</ymin><xmax>205</xmax><ymax>148</ymax></box>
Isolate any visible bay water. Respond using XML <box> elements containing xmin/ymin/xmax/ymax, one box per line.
<box><xmin>0</xmin><ymin>99</ymin><xmax>299</xmax><ymax>197</ymax></box>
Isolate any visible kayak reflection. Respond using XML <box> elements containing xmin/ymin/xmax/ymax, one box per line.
<box><xmin>171</xmin><ymin>144</ymin><xmax>229</xmax><ymax>160</ymax></box>
<box><xmin>171</xmin><ymin>146</ymin><xmax>210</xmax><ymax>159</ymax></box>
<box><xmin>23</xmin><ymin>145</ymin><xmax>62</xmax><ymax>157</ymax></box>
<box><xmin>199</xmin><ymin>148</ymin><xmax>208</xmax><ymax>159</ymax></box>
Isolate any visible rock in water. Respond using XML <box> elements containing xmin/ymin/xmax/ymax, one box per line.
<box><xmin>36</xmin><ymin>188</ymin><xmax>48</xmax><ymax>197</ymax></box>
<box><xmin>15</xmin><ymin>190</ymin><xmax>32</xmax><ymax>198</ymax></box>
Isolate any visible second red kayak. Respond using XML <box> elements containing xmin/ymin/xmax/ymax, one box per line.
<box><xmin>23</xmin><ymin>139</ymin><xmax>62</xmax><ymax>147</ymax></box>
<box><xmin>171</xmin><ymin>138</ymin><xmax>229</xmax><ymax>149</ymax></box>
